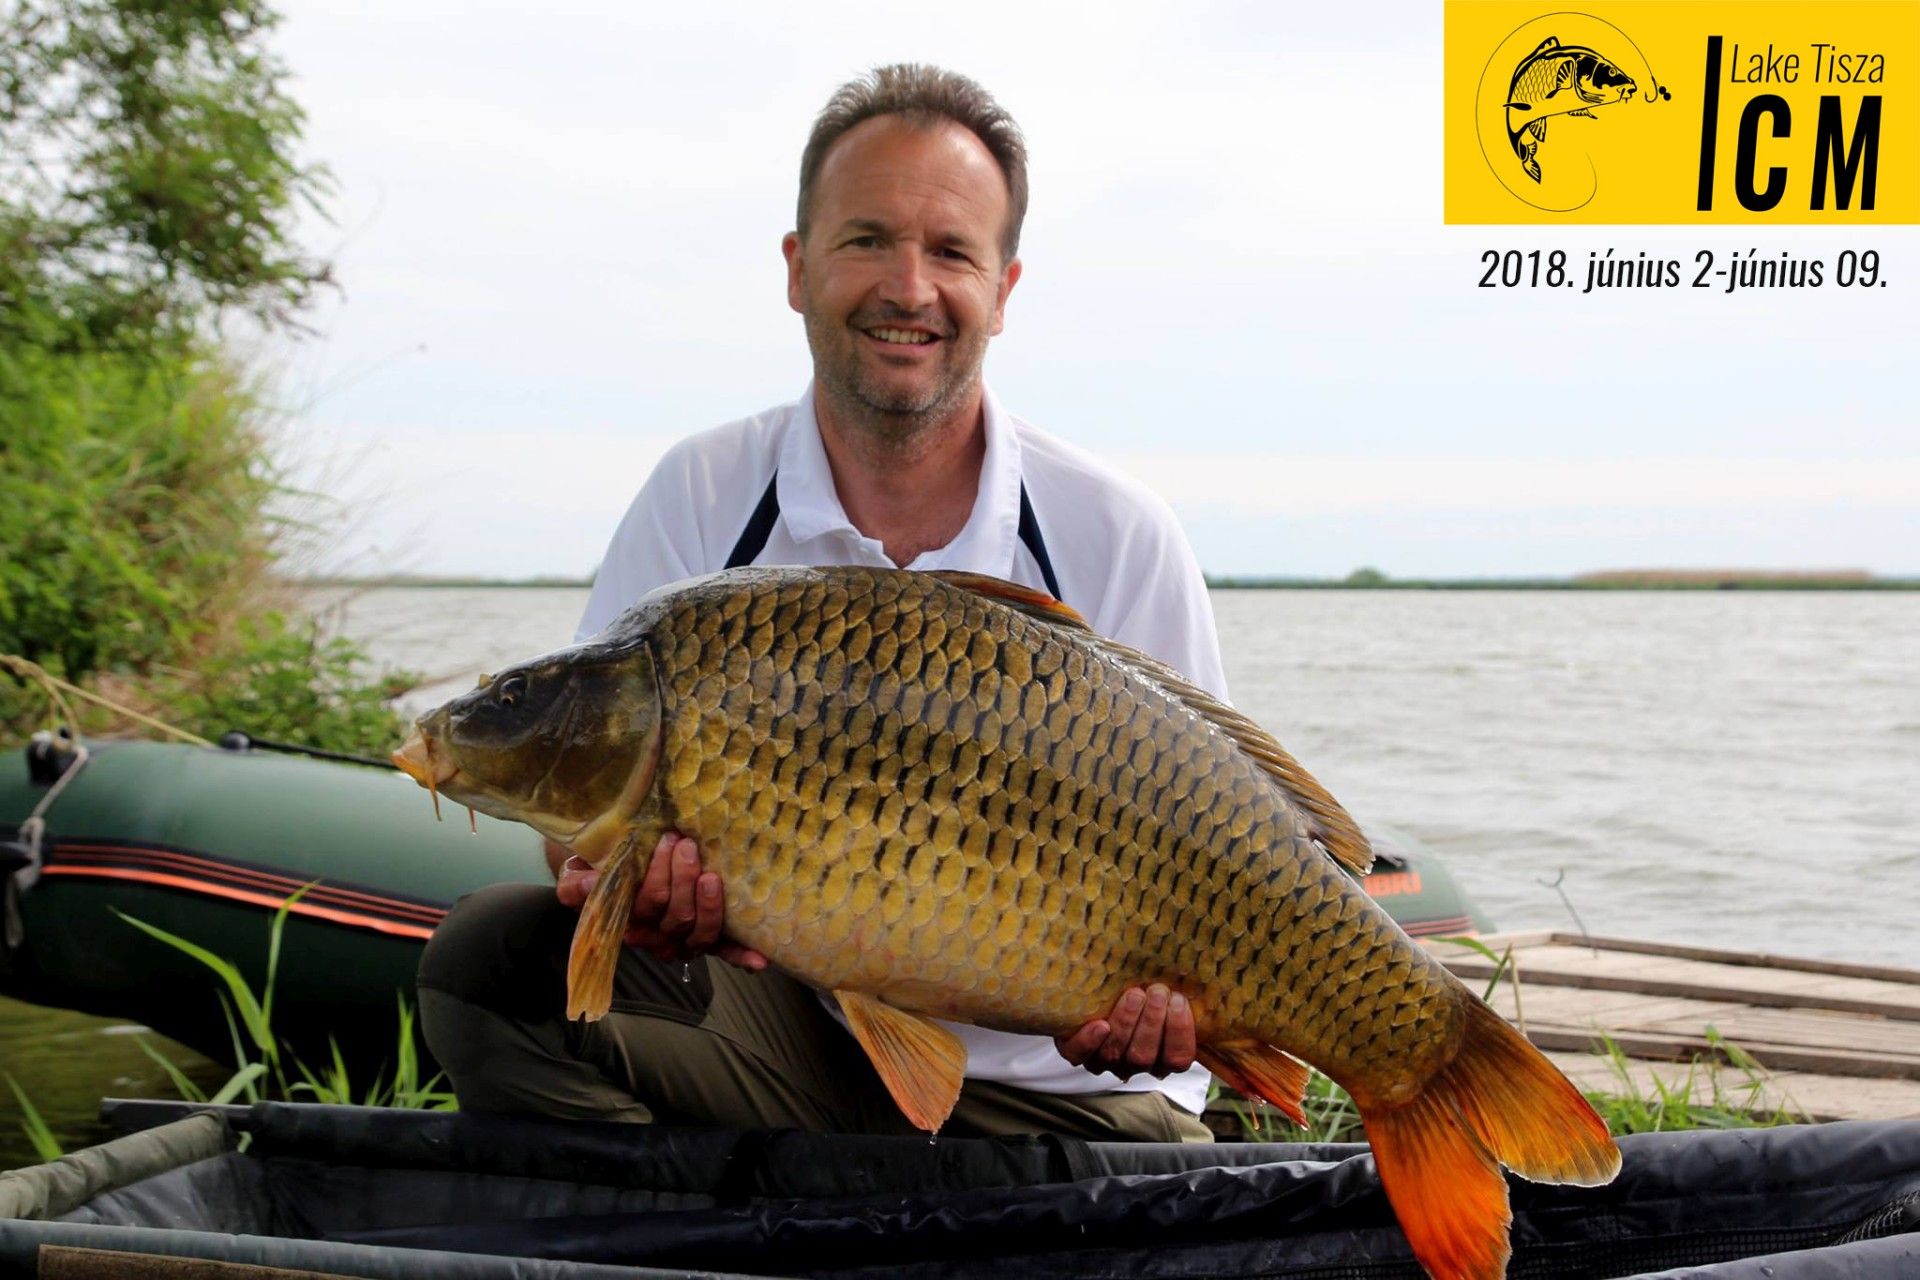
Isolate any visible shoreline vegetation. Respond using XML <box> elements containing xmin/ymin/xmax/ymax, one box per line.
<box><xmin>300</xmin><ymin>569</ymin><xmax>1920</xmax><ymax>591</ymax></box>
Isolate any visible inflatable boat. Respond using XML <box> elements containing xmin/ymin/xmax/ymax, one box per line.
<box><xmin>0</xmin><ymin>733</ymin><xmax>1492</xmax><ymax>1071</ymax></box>
<box><xmin>2</xmin><ymin>1100</ymin><xmax>1916</xmax><ymax>1277</ymax></box>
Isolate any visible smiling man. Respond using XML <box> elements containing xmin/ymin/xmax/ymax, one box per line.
<box><xmin>418</xmin><ymin>65</ymin><xmax>1226</xmax><ymax>1143</ymax></box>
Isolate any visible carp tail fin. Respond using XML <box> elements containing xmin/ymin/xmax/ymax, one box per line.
<box><xmin>565</xmin><ymin>832</ymin><xmax>644</xmax><ymax>1021</ymax></box>
<box><xmin>1360</xmin><ymin>998</ymin><xmax>1620</xmax><ymax>1280</ymax></box>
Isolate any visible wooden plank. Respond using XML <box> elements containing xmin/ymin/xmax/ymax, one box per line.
<box><xmin>1515</xmin><ymin>932</ymin><xmax>1920</xmax><ymax>986</ymax></box>
<box><xmin>1632</xmin><ymin>1006</ymin><xmax>1920</xmax><ymax>1057</ymax></box>
<box><xmin>1527</xmin><ymin>1026</ymin><xmax>1919</xmax><ymax>1080</ymax></box>
<box><xmin>1439</xmin><ymin>947</ymin><xmax>1920</xmax><ymax>1022</ymax></box>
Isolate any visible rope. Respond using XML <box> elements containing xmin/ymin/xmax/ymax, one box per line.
<box><xmin>0</xmin><ymin>654</ymin><xmax>213</xmax><ymax>747</ymax></box>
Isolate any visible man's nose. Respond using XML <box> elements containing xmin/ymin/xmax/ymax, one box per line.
<box><xmin>877</xmin><ymin>245</ymin><xmax>938</xmax><ymax>310</ymax></box>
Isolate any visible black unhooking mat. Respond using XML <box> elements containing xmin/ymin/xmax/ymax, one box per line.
<box><xmin>1</xmin><ymin>1101</ymin><xmax>1917</xmax><ymax>1278</ymax></box>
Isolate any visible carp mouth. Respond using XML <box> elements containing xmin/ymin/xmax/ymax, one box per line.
<box><xmin>392</xmin><ymin>729</ymin><xmax>458</xmax><ymax>790</ymax></box>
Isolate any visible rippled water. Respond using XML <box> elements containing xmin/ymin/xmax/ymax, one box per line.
<box><xmin>5</xmin><ymin>586</ymin><xmax>1915</xmax><ymax>1168</ymax></box>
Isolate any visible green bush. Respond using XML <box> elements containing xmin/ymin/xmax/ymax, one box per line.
<box><xmin>0</xmin><ymin>336</ymin><xmax>273</xmax><ymax>680</ymax></box>
<box><xmin>0</xmin><ymin>2</ymin><xmax>384</xmax><ymax>753</ymax></box>
<box><xmin>155</xmin><ymin>611</ymin><xmax>417</xmax><ymax>756</ymax></box>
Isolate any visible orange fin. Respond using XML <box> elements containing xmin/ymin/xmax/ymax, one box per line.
<box><xmin>835</xmin><ymin>989</ymin><xmax>967</xmax><ymax>1133</ymax></box>
<box><xmin>1361</xmin><ymin>998</ymin><xmax>1621</xmax><ymax>1280</ymax></box>
<box><xmin>565</xmin><ymin>831</ymin><xmax>643</xmax><ymax>1021</ymax></box>
<box><xmin>933</xmin><ymin>568</ymin><xmax>1367</xmax><ymax>876</ymax></box>
<box><xmin>1196</xmin><ymin>1039</ymin><xmax>1309</xmax><ymax>1129</ymax></box>
<box><xmin>1081</xmin><ymin>637</ymin><xmax>1372</xmax><ymax>876</ymax></box>
<box><xmin>927</xmin><ymin>570</ymin><xmax>1091</xmax><ymax>630</ymax></box>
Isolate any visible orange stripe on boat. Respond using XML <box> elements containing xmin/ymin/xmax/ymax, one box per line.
<box><xmin>38</xmin><ymin>866</ymin><xmax>439</xmax><ymax>940</ymax></box>
<box><xmin>58</xmin><ymin>843</ymin><xmax>445</xmax><ymax>922</ymax></box>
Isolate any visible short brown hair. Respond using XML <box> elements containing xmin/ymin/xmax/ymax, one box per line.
<box><xmin>796</xmin><ymin>64</ymin><xmax>1029</xmax><ymax>261</ymax></box>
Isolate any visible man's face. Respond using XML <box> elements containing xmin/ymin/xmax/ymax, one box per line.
<box><xmin>784</xmin><ymin>115</ymin><xmax>1022</xmax><ymax>425</ymax></box>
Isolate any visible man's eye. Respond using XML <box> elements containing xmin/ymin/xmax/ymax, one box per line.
<box><xmin>847</xmin><ymin>235</ymin><xmax>881</xmax><ymax>249</ymax></box>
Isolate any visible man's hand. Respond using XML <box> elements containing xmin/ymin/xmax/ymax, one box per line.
<box><xmin>554</xmin><ymin>832</ymin><xmax>768</xmax><ymax>972</ymax></box>
<box><xmin>1054</xmin><ymin>984</ymin><xmax>1196</xmax><ymax>1080</ymax></box>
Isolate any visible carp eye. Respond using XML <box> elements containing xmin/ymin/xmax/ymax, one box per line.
<box><xmin>497</xmin><ymin>674</ymin><xmax>527</xmax><ymax>707</ymax></box>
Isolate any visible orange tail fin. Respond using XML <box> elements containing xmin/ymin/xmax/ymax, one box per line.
<box><xmin>1362</xmin><ymin>999</ymin><xmax>1620</xmax><ymax>1280</ymax></box>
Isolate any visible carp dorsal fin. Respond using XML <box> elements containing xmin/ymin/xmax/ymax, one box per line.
<box><xmin>935</xmin><ymin>570</ymin><xmax>1372</xmax><ymax>877</ymax></box>
<box><xmin>1081</xmin><ymin>636</ymin><xmax>1374</xmax><ymax>878</ymax></box>
<box><xmin>835</xmin><ymin>990</ymin><xmax>967</xmax><ymax>1133</ymax></box>
<box><xmin>929</xmin><ymin>570</ymin><xmax>1092</xmax><ymax>630</ymax></box>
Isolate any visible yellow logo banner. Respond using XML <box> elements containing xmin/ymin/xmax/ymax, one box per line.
<box><xmin>1445</xmin><ymin>1</ymin><xmax>1917</xmax><ymax>222</ymax></box>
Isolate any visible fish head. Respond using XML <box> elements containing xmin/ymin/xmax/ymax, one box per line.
<box><xmin>1574</xmin><ymin>51</ymin><xmax>1637</xmax><ymax>105</ymax></box>
<box><xmin>393</xmin><ymin>639</ymin><xmax>664</xmax><ymax>858</ymax></box>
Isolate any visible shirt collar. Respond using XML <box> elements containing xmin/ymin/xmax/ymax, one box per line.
<box><xmin>776</xmin><ymin>381</ymin><xmax>1024</xmax><ymax>572</ymax></box>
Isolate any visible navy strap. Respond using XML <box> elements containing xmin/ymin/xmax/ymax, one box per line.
<box><xmin>1017</xmin><ymin>483</ymin><xmax>1063</xmax><ymax>601</ymax></box>
<box><xmin>724</xmin><ymin>475</ymin><xmax>782</xmax><ymax>570</ymax></box>
<box><xmin>721</xmin><ymin>470</ymin><xmax>1064</xmax><ymax>604</ymax></box>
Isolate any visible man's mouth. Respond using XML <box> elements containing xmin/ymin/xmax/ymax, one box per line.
<box><xmin>863</xmin><ymin>326</ymin><xmax>939</xmax><ymax>346</ymax></box>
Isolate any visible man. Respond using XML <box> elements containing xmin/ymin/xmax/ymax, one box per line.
<box><xmin>418</xmin><ymin>64</ymin><xmax>1223</xmax><ymax>1143</ymax></box>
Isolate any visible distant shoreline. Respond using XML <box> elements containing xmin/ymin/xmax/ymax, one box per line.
<box><xmin>297</xmin><ymin>574</ymin><xmax>1920</xmax><ymax>592</ymax></box>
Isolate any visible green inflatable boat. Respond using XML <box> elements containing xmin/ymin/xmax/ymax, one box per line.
<box><xmin>0</xmin><ymin>733</ymin><xmax>1491</xmax><ymax>1071</ymax></box>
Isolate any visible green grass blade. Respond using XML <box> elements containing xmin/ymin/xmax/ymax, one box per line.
<box><xmin>208</xmin><ymin>1063</ymin><xmax>269</xmax><ymax>1106</ymax></box>
<box><xmin>4</xmin><ymin>1074</ymin><xmax>65</xmax><ymax>1164</ymax></box>
<box><xmin>261</xmin><ymin>884</ymin><xmax>315</xmax><ymax>1035</ymax></box>
<box><xmin>132</xmin><ymin>1035</ymin><xmax>209</xmax><ymax>1104</ymax></box>
<box><xmin>114</xmin><ymin>909</ymin><xmax>274</xmax><ymax>1062</ymax></box>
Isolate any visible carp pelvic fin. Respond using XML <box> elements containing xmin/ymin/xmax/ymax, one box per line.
<box><xmin>927</xmin><ymin>571</ymin><xmax>1092</xmax><ymax>630</ymax></box>
<box><xmin>565</xmin><ymin>831</ymin><xmax>645</xmax><ymax>1022</ymax></box>
<box><xmin>1362</xmin><ymin>999</ymin><xmax>1620</xmax><ymax>1280</ymax></box>
<box><xmin>1196</xmin><ymin>1040</ymin><xmax>1310</xmax><ymax>1128</ymax></box>
<box><xmin>835</xmin><ymin>989</ymin><xmax>967</xmax><ymax>1133</ymax></box>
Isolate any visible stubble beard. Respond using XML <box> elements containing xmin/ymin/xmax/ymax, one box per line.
<box><xmin>803</xmin><ymin>303</ymin><xmax>989</xmax><ymax>455</ymax></box>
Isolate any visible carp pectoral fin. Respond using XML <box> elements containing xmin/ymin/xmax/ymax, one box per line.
<box><xmin>834</xmin><ymin>990</ymin><xmax>967</xmax><ymax>1133</ymax></box>
<box><xmin>565</xmin><ymin>831</ymin><xmax>644</xmax><ymax>1022</ymax></box>
<box><xmin>1196</xmin><ymin>1040</ymin><xmax>1309</xmax><ymax>1128</ymax></box>
<box><xmin>1361</xmin><ymin>999</ymin><xmax>1619</xmax><ymax>1280</ymax></box>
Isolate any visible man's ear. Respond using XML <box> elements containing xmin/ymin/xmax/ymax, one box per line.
<box><xmin>782</xmin><ymin>232</ymin><xmax>805</xmax><ymax>314</ymax></box>
<box><xmin>990</xmin><ymin>257</ymin><xmax>1022</xmax><ymax>337</ymax></box>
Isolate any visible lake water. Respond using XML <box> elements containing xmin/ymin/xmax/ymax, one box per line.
<box><xmin>5</xmin><ymin>586</ymin><xmax>1916</xmax><ymax>1167</ymax></box>
<box><xmin>321</xmin><ymin>585</ymin><xmax>1919</xmax><ymax>965</ymax></box>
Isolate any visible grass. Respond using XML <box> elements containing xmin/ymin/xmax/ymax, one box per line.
<box><xmin>3</xmin><ymin>1073</ymin><xmax>65</xmax><ymax>1165</ymax></box>
<box><xmin>7</xmin><ymin>886</ymin><xmax>453</xmax><ymax>1163</ymax></box>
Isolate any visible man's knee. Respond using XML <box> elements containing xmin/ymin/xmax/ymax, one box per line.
<box><xmin>418</xmin><ymin>882</ymin><xmax>572</xmax><ymax>1022</ymax></box>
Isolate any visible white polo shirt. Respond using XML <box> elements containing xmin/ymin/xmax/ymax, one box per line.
<box><xmin>578</xmin><ymin>383</ymin><xmax>1224</xmax><ymax>1115</ymax></box>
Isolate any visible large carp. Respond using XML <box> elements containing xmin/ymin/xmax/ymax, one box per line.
<box><xmin>394</xmin><ymin>566</ymin><xmax>1618</xmax><ymax>1280</ymax></box>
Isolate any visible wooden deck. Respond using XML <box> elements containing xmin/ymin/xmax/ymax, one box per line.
<box><xmin>1427</xmin><ymin>931</ymin><xmax>1920</xmax><ymax>1123</ymax></box>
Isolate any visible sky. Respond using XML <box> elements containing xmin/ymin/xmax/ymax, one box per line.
<box><xmin>265</xmin><ymin>0</ymin><xmax>1920</xmax><ymax>580</ymax></box>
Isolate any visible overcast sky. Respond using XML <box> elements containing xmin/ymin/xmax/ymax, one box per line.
<box><xmin>267</xmin><ymin>0</ymin><xmax>1919</xmax><ymax>580</ymax></box>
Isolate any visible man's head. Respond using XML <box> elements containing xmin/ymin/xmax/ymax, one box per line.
<box><xmin>784</xmin><ymin>65</ymin><xmax>1027</xmax><ymax>434</ymax></box>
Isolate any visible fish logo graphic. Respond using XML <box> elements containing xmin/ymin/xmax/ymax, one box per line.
<box><xmin>1504</xmin><ymin>37</ymin><xmax>1643</xmax><ymax>182</ymax></box>
<box><xmin>1472</xmin><ymin>13</ymin><xmax>1672</xmax><ymax>213</ymax></box>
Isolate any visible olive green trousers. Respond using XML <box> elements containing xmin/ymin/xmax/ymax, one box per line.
<box><xmin>417</xmin><ymin>884</ymin><xmax>1212</xmax><ymax>1143</ymax></box>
